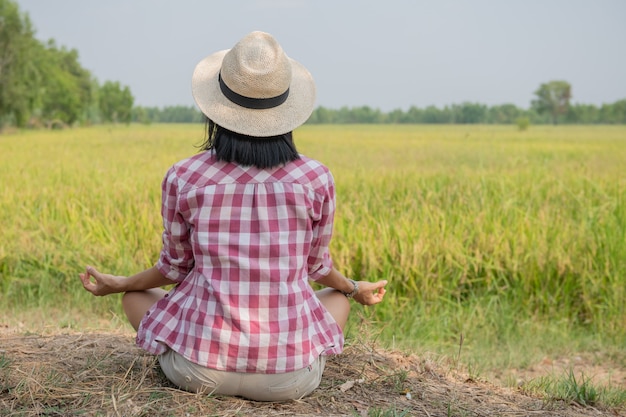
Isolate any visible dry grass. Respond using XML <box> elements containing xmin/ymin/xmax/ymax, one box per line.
<box><xmin>1</xmin><ymin>328</ymin><xmax>621</xmax><ymax>417</ymax></box>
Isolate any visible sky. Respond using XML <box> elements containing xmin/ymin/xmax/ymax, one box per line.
<box><xmin>14</xmin><ymin>0</ymin><xmax>626</xmax><ymax>111</ymax></box>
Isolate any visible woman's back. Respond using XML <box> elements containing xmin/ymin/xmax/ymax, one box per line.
<box><xmin>137</xmin><ymin>152</ymin><xmax>344</xmax><ymax>373</ymax></box>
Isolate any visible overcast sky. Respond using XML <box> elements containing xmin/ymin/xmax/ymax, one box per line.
<box><xmin>15</xmin><ymin>0</ymin><xmax>626</xmax><ymax>111</ymax></box>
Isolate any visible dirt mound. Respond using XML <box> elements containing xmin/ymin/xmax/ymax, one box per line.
<box><xmin>0</xmin><ymin>329</ymin><xmax>621</xmax><ymax>416</ymax></box>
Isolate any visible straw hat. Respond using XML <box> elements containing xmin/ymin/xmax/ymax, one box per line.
<box><xmin>191</xmin><ymin>31</ymin><xmax>316</xmax><ymax>137</ymax></box>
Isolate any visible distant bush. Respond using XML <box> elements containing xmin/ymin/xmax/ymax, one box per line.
<box><xmin>516</xmin><ymin>117</ymin><xmax>530</xmax><ymax>131</ymax></box>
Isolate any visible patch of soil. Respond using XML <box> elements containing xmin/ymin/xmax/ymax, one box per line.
<box><xmin>0</xmin><ymin>328</ymin><xmax>623</xmax><ymax>417</ymax></box>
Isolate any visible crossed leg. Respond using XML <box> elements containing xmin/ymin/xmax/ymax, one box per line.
<box><xmin>122</xmin><ymin>287</ymin><xmax>350</xmax><ymax>331</ymax></box>
<box><xmin>122</xmin><ymin>288</ymin><xmax>168</xmax><ymax>331</ymax></box>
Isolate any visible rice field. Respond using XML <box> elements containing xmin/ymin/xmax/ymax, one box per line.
<box><xmin>1</xmin><ymin>123</ymin><xmax>625</xmax><ymax>377</ymax></box>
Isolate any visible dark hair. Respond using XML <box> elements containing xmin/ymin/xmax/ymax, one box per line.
<box><xmin>198</xmin><ymin>118</ymin><xmax>300</xmax><ymax>169</ymax></box>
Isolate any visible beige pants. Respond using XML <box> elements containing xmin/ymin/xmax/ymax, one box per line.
<box><xmin>158</xmin><ymin>349</ymin><xmax>326</xmax><ymax>402</ymax></box>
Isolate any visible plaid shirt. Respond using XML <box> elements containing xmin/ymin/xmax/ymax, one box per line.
<box><xmin>136</xmin><ymin>151</ymin><xmax>344</xmax><ymax>373</ymax></box>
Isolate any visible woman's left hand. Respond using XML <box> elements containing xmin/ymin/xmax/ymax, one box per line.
<box><xmin>353</xmin><ymin>280</ymin><xmax>388</xmax><ymax>306</ymax></box>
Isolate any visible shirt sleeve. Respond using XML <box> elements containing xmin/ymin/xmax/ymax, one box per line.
<box><xmin>156</xmin><ymin>166</ymin><xmax>194</xmax><ymax>282</ymax></box>
<box><xmin>307</xmin><ymin>171</ymin><xmax>336</xmax><ymax>281</ymax></box>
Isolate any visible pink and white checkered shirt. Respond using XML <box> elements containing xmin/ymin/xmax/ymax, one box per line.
<box><xmin>136</xmin><ymin>151</ymin><xmax>344</xmax><ymax>373</ymax></box>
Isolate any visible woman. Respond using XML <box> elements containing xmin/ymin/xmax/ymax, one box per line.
<box><xmin>79</xmin><ymin>31</ymin><xmax>387</xmax><ymax>401</ymax></box>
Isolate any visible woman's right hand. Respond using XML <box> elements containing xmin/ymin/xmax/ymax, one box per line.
<box><xmin>353</xmin><ymin>279</ymin><xmax>388</xmax><ymax>306</ymax></box>
<box><xmin>79</xmin><ymin>266</ymin><xmax>125</xmax><ymax>296</ymax></box>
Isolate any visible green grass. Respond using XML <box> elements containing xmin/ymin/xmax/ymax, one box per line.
<box><xmin>521</xmin><ymin>368</ymin><xmax>626</xmax><ymax>407</ymax></box>
<box><xmin>1</xmin><ymin>123</ymin><xmax>625</xmax><ymax>386</ymax></box>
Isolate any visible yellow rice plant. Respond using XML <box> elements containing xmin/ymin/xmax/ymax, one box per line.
<box><xmin>1</xmin><ymin>124</ymin><xmax>625</xmax><ymax>361</ymax></box>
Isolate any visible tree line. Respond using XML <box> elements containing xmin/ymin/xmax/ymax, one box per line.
<box><xmin>307</xmin><ymin>81</ymin><xmax>626</xmax><ymax>124</ymax></box>
<box><xmin>0</xmin><ymin>0</ymin><xmax>133</xmax><ymax>128</ymax></box>
<box><xmin>1</xmin><ymin>0</ymin><xmax>625</xmax><ymax>129</ymax></box>
<box><xmin>134</xmin><ymin>96</ymin><xmax>626</xmax><ymax>126</ymax></box>
<box><xmin>308</xmin><ymin>101</ymin><xmax>626</xmax><ymax>125</ymax></box>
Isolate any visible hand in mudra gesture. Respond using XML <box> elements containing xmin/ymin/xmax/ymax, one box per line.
<box><xmin>352</xmin><ymin>280</ymin><xmax>388</xmax><ymax>306</ymax></box>
<box><xmin>79</xmin><ymin>266</ymin><xmax>124</xmax><ymax>297</ymax></box>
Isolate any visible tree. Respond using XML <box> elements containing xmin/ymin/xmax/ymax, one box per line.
<box><xmin>386</xmin><ymin>108</ymin><xmax>408</xmax><ymax>123</ymax></box>
<box><xmin>566</xmin><ymin>103</ymin><xmax>599</xmax><ymax>124</ymax></box>
<box><xmin>308</xmin><ymin>106</ymin><xmax>335</xmax><ymax>124</ymax></box>
<box><xmin>352</xmin><ymin>106</ymin><xmax>384</xmax><ymax>123</ymax></box>
<box><xmin>609</xmin><ymin>99</ymin><xmax>626</xmax><ymax>124</ymax></box>
<box><xmin>531</xmin><ymin>80</ymin><xmax>572</xmax><ymax>124</ymax></box>
<box><xmin>0</xmin><ymin>0</ymin><xmax>39</xmax><ymax>127</ymax></box>
<box><xmin>36</xmin><ymin>41</ymin><xmax>95</xmax><ymax>125</ymax></box>
<box><xmin>452</xmin><ymin>102</ymin><xmax>488</xmax><ymax>124</ymax></box>
<box><xmin>487</xmin><ymin>104</ymin><xmax>522</xmax><ymax>124</ymax></box>
<box><xmin>421</xmin><ymin>105</ymin><xmax>447</xmax><ymax>123</ymax></box>
<box><xmin>99</xmin><ymin>81</ymin><xmax>134</xmax><ymax>124</ymax></box>
<box><xmin>0</xmin><ymin>0</ymin><xmax>100</xmax><ymax>128</ymax></box>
